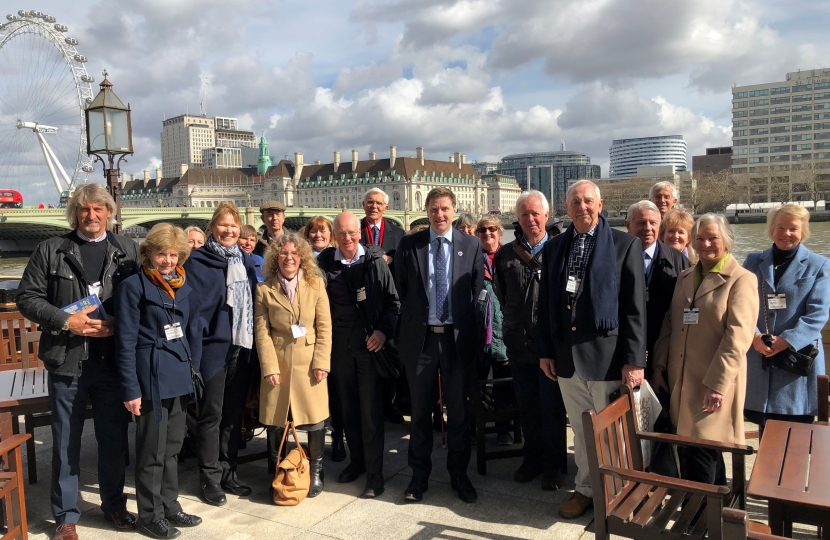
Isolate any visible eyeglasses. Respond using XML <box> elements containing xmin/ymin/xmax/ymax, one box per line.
<box><xmin>335</xmin><ymin>231</ymin><xmax>360</xmax><ymax>239</ymax></box>
<box><xmin>278</xmin><ymin>251</ymin><xmax>300</xmax><ymax>258</ymax></box>
<box><xmin>477</xmin><ymin>226</ymin><xmax>499</xmax><ymax>233</ymax></box>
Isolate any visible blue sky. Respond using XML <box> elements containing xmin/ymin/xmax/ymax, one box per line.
<box><xmin>1</xmin><ymin>0</ymin><xmax>828</xmax><ymax>204</ymax></box>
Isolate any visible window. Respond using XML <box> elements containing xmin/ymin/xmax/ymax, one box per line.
<box><xmin>750</xmin><ymin>128</ymin><xmax>769</xmax><ymax>135</ymax></box>
<box><xmin>733</xmin><ymin>148</ymin><xmax>748</xmax><ymax>155</ymax></box>
<box><xmin>733</xmin><ymin>91</ymin><xmax>748</xmax><ymax>98</ymax></box>
<box><xmin>793</xmin><ymin>144</ymin><xmax>812</xmax><ymax>151</ymax></box>
<box><xmin>733</xmin><ymin>120</ymin><xmax>748</xmax><ymax>127</ymax></box>
<box><xmin>750</xmin><ymin>99</ymin><xmax>769</xmax><ymax>106</ymax></box>
<box><xmin>792</xmin><ymin>94</ymin><xmax>813</xmax><ymax>103</ymax></box>
<box><xmin>770</xmin><ymin>107</ymin><xmax>790</xmax><ymax>114</ymax></box>
<box><xmin>749</xmin><ymin>166</ymin><xmax>769</xmax><ymax>173</ymax></box>
<box><xmin>815</xmin><ymin>132</ymin><xmax>830</xmax><ymax>140</ymax></box>
<box><xmin>750</xmin><ymin>147</ymin><xmax>768</xmax><ymax>154</ymax></box>
<box><xmin>732</xmin><ymin>167</ymin><xmax>747</xmax><ymax>173</ymax></box>
<box><xmin>793</xmin><ymin>134</ymin><xmax>813</xmax><ymax>141</ymax></box>
<box><xmin>750</xmin><ymin>137</ymin><xmax>768</xmax><ymax>144</ymax></box>
<box><xmin>816</xmin><ymin>82</ymin><xmax>830</xmax><ymax>90</ymax></box>
<box><xmin>732</xmin><ymin>158</ymin><xmax>748</xmax><ymax>165</ymax></box>
<box><xmin>770</xmin><ymin>86</ymin><xmax>790</xmax><ymax>95</ymax></box>
<box><xmin>816</xmin><ymin>122</ymin><xmax>830</xmax><ymax>130</ymax></box>
<box><xmin>750</xmin><ymin>108</ymin><xmax>769</xmax><ymax>116</ymax></box>
<box><xmin>750</xmin><ymin>89</ymin><xmax>769</xmax><ymax>97</ymax></box>
<box><xmin>793</xmin><ymin>124</ymin><xmax>812</xmax><ymax>131</ymax></box>
<box><xmin>816</xmin><ymin>112</ymin><xmax>830</xmax><ymax>120</ymax></box>
<box><xmin>734</xmin><ymin>130</ymin><xmax>748</xmax><ymax>136</ymax></box>
<box><xmin>733</xmin><ymin>139</ymin><xmax>748</xmax><ymax>146</ymax></box>
<box><xmin>815</xmin><ymin>93</ymin><xmax>830</xmax><ymax>101</ymax></box>
<box><xmin>733</xmin><ymin>101</ymin><xmax>748</xmax><ymax>108</ymax></box>
<box><xmin>815</xmin><ymin>142</ymin><xmax>830</xmax><ymax>150</ymax></box>
<box><xmin>771</xmin><ymin>135</ymin><xmax>790</xmax><ymax>142</ymax></box>
<box><xmin>792</xmin><ymin>153</ymin><xmax>812</xmax><ymax>160</ymax></box>
<box><xmin>771</xmin><ymin>145</ymin><xmax>790</xmax><ymax>153</ymax></box>
<box><xmin>793</xmin><ymin>84</ymin><xmax>812</xmax><ymax>92</ymax></box>
<box><xmin>770</xmin><ymin>116</ymin><xmax>790</xmax><ymax>124</ymax></box>
<box><xmin>749</xmin><ymin>157</ymin><xmax>767</xmax><ymax>163</ymax></box>
<box><xmin>817</xmin><ymin>152</ymin><xmax>830</xmax><ymax>159</ymax></box>
<box><xmin>771</xmin><ymin>96</ymin><xmax>791</xmax><ymax>104</ymax></box>
<box><xmin>793</xmin><ymin>104</ymin><xmax>813</xmax><ymax>112</ymax></box>
<box><xmin>770</xmin><ymin>155</ymin><xmax>790</xmax><ymax>162</ymax></box>
<box><xmin>750</xmin><ymin>119</ymin><xmax>769</xmax><ymax>125</ymax></box>
<box><xmin>771</xmin><ymin>126</ymin><xmax>791</xmax><ymax>133</ymax></box>
<box><xmin>734</xmin><ymin>110</ymin><xmax>748</xmax><ymax>118</ymax></box>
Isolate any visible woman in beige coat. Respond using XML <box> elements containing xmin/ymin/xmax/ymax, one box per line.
<box><xmin>653</xmin><ymin>213</ymin><xmax>758</xmax><ymax>485</ymax></box>
<box><xmin>255</xmin><ymin>232</ymin><xmax>332</xmax><ymax>498</ymax></box>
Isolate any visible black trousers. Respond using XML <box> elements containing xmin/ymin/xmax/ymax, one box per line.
<box><xmin>406</xmin><ymin>331</ymin><xmax>470</xmax><ymax>480</ymax></box>
<box><xmin>331</xmin><ymin>331</ymin><xmax>384</xmax><ymax>473</ymax></box>
<box><xmin>135</xmin><ymin>396</ymin><xmax>186</xmax><ymax>525</ymax></box>
<box><xmin>197</xmin><ymin>367</ymin><xmax>226</xmax><ymax>485</ymax></box>
<box><xmin>327</xmin><ymin>367</ymin><xmax>345</xmax><ymax>436</ymax></box>
<box><xmin>220</xmin><ymin>346</ymin><xmax>253</xmax><ymax>474</ymax></box>
<box><xmin>680</xmin><ymin>447</ymin><xmax>727</xmax><ymax>486</ymax></box>
<box><xmin>510</xmin><ymin>359</ymin><xmax>569</xmax><ymax>474</ymax></box>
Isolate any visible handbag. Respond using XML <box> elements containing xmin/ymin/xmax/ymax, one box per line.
<box><xmin>180</xmin><ymin>336</ymin><xmax>205</xmax><ymax>402</ymax></box>
<box><xmin>759</xmin><ymin>278</ymin><xmax>817</xmax><ymax>377</ymax></box>
<box><xmin>271</xmin><ymin>421</ymin><xmax>310</xmax><ymax>506</ymax></box>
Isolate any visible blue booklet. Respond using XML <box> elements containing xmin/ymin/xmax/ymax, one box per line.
<box><xmin>61</xmin><ymin>294</ymin><xmax>107</xmax><ymax>335</ymax></box>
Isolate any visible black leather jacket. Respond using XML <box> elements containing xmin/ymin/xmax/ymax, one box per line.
<box><xmin>17</xmin><ymin>231</ymin><xmax>140</xmax><ymax>376</ymax></box>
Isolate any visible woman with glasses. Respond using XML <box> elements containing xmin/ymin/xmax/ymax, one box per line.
<box><xmin>255</xmin><ymin>232</ymin><xmax>332</xmax><ymax>498</ymax></box>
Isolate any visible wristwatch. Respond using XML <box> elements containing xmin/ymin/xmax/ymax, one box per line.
<box><xmin>62</xmin><ymin>318</ymin><xmax>71</xmax><ymax>331</ymax></box>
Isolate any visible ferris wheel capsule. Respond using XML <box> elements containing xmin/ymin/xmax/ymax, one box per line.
<box><xmin>65</xmin><ymin>37</ymin><xmax>77</xmax><ymax>45</ymax></box>
<box><xmin>17</xmin><ymin>10</ymin><xmax>28</xmax><ymax>17</ymax></box>
<box><xmin>73</xmin><ymin>54</ymin><xmax>86</xmax><ymax>62</ymax></box>
<box><xmin>8</xmin><ymin>14</ymin><xmax>18</xmax><ymax>20</ymax></box>
<box><xmin>43</xmin><ymin>15</ymin><xmax>55</xmax><ymax>22</ymax></box>
<box><xmin>54</xmin><ymin>23</ymin><xmax>67</xmax><ymax>32</ymax></box>
<box><xmin>82</xmin><ymin>165</ymin><xmax>94</xmax><ymax>173</ymax></box>
<box><xmin>31</xmin><ymin>11</ymin><xmax>42</xmax><ymax>17</ymax></box>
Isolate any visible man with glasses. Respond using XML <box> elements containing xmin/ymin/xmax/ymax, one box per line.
<box><xmin>317</xmin><ymin>212</ymin><xmax>400</xmax><ymax>498</ymax></box>
<box><xmin>254</xmin><ymin>201</ymin><xmax>286</xmax><ymax>257</ymax></box>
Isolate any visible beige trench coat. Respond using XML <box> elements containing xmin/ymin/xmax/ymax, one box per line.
<box><xmin>254</xmin><ymin>274</ymin><xmax>332</xmax><ymax>427</ymax></box>
<box><xmin>654</xmin><ymin>255</ymin><xmax>758</xmax><ymax>444</ymax></box>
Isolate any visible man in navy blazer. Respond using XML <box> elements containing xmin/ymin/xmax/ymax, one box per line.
<box><xmin>624</xmin><ymin>200</ymin><xmax>691</xmax><ymax>371</ymax></box>
<box><xmin>394</xmin><ymin>187</ymin><xmax>484</xmax><ymax>504</ymax></box>
<box><xmin>538</xmin><ymin>180</ymin><xmax>646</xmax><ymax>519</ymax></box>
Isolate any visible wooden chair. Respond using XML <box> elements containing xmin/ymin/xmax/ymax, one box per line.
<box><xmin>0</xmin><ymin>433</ymin><xmax>31</xmax><ymax>539</ymax></box>
<box><xmin>583</xmin><ymin>387</ymin><xmax>756</xmax><ymax>540</ymax></box>
<box><xmin>0</xmin><ymin>313</ymin><xmax>38</xmax><ymax>371</ymax></box>
<box><xmin>722</xmin><ymin>508</ymin><xmax>785</xmax><ymax>540</ymax></box>
<box><xmin>474</xmin><ymin>376</ymin><xmax>523</xmax><ymax>475</ymax></box>
<box><xmin>19</xmin><ymin>330</ymin><xmax>47</xmax><ymax>484</ymax></box>
<box><xmin>818</xmin><ymin>374</ymin><xmax>829</xmax><ymax>425</ymax></box>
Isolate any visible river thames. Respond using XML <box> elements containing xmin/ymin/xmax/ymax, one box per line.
<box><xmin>1</xmin><ymin>221</ymin><xmax>829</xmax><ymax>277</ymax></box>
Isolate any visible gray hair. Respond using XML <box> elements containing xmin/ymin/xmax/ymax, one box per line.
<box><xmin>363</xmin><ymin>187</ymin><xmax>389</xmax><ymax>206</ymax></box>
<box><xmin>566</xmin><ymin>179</ymin><xmax>601</xmax><ymax>203</ymax></box>
<box><xmin>66</xmin><ymin>183</ymin><xmax>117</xmax><ymax>231</ymax></box>
<box><xmin>626</xmin><ymin>200</ymin><xmax>660</xmax><ymax>218</ymax></box>
<box><xmin>515</xmin><ymin>190</ymin><xmax>550</xmax><ymax>215</ymax></box>
<box><xmin>455</xmin><ymin>213</ymin><xmax>477</xmax><ymax>231</ymax></box>
<box><xmin>475</xmin><ymin>214</ymin><xmax>504</xmax><ymax>235</ymax></box>
<box><xmin>693</xmin><ymin>213</ymin><xmax>735</xmax><ymax>253</ymax></box>
<box><xmin>649</xmin><ymin>181</ymin><xmax>678</xmax><ymax>201</ymax></box>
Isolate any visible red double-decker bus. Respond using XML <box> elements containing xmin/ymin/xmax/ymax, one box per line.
<box><xmin>0</xmin><ymin>190</ymin><xmax>22</xmax><ymax>209</ymax></box>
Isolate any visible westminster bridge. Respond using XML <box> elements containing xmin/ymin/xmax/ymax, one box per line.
<box><xmin>0</xmin><ymin>207</ymin><xmax>430</xmax><ymax>253</ymax></box>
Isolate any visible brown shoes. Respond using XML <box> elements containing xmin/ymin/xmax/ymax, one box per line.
<box><xmin>55</xmin><ymin>523</ymin><xmax>78</xmax><ymax>540</ymax></box>
<box><xmin>558</xmin><ymin>491</ymin><xmax>593</xmax><ymax>519</ymax></box>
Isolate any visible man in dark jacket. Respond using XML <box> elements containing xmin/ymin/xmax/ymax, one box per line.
<box><xmin>494</xmin><ymin>191</ymin><xmax>568</xmax><ymax>491</ymax></box>
<box><xmin>538</xmin><ymin>180</ymin><xmax>646</xmax><ymax>520</ymax></box>
<box><xmin>624</xmin><ymin>200</ymin><xmax>691</xmax><ymax>370</ymax></box>
<box><xmin>318</xmin><ymin>211</ymin><xmax>400</xmax><ymax>498</ymax></box>
<box><xmin>253</xmin><ymin>200</ymin><xmax>286</xmax><ymax>257</ymax></box>
<box><xmin>17</xmin><ymin>184</ymin><xmax>140</xmax><ymax>540</ymax></box>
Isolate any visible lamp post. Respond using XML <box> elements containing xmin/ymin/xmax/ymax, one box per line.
<box><xmin>84</xmin><ymin>71</ymin><xmax>133</xmax><ymax>234</ymax></box>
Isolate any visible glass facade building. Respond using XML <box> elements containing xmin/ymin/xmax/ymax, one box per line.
<box><xmin>493</xmin><ymin>150</ymin><xmax>599</xmax><ymax>192</ymax></box>
<box><xmin>609</xmin><ymin>135</ymin><xmax>687</xmax><ymax>178</ymax></box>
<box><xmin>527</xmin><ymin>163</ymin><xmax>602</xmax><ymax>216</ymax></box>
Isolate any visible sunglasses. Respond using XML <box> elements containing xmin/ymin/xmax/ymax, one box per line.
<box><xmin>477</xmin><ymin>226</ymin><xmax>499</xmax><ymax>233</ymax></box>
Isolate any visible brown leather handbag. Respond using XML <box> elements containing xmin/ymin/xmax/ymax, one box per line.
<box><xmin>271</xmin><ymin>422</ymin><xmax>310</xmax><ymax>506</ymax></box>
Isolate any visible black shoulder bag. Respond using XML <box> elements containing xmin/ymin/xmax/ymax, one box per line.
<box><xmin>760</xmin><ymin>278</ymin><xmax>818</xmax><ymax>377</ymax></box>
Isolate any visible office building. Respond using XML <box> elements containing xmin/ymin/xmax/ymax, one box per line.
<box><xmin>471</xmin><ymin>161</ymin><xmax>499</xmax><ymax>176</ymax></box>
<box><xmin>732</xmin><ymin>68</ymin><xmax>830</xmax><ymax>203</ymax></box>
<box><xmin>202</xmin><ymin>147</ymin><xmax>242</xmax><ymax>169</ymax></box>
<box><xmin>609</xmin><ymin>135</ymin><xmax>687</xmax><ymax>178</ymax></box>
<box><xmin>480</xmin><ymin>173</ymin><xmax>522</xmax><ymax>213</ymax></box>
<box><xmin>692</xmin><ymin>147</ymin><xmax>732</xmax><ymax>175</ymax></box>
<box><xmin>494</xmin><ymin>148</ymin><xmax>598</xmax><ymax>191</ymax></box>
<box><xmin>160</xmin><ymin>115</ymin><xmax>257</xmax><ymax>178</ymax></box>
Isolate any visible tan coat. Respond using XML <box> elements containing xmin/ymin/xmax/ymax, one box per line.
<box><xmin>654</xmin><ymin>255</ymin><xmax>758</xmax><ymax>444</ymax></box>
<box><xmin>254</xmin><ymin>274</ymin><xmax>332</xmax><ymax>427</ymax></box>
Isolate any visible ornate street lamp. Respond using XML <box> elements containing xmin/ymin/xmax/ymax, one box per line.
<box><xmin>85</xmin><ymin>70</ymin><xmax>133</xmax><ymax>233</ymax></box>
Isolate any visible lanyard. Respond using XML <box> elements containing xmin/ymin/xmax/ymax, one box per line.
<box><xmin>154</xmin><ymin>284</ymin><xmax>178</xmax><ymax>326</ymax></box>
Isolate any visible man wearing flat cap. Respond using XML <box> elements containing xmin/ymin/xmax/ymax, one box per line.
<box><xmin>254</xmin><ymin>201</ymin><xmax>286</xmax><ymax>257</ymax></box>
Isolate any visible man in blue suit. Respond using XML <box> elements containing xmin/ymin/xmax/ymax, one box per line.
<box><xmin>394</xmin><ymin>187</ymin><xmax>484</xmax><ymax>504</ymax></box>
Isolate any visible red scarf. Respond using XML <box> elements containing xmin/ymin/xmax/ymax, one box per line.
<box><xmin>364</xmin><ymin>218</ymin><xmax>385</xmax><ymax>247</ymax></box>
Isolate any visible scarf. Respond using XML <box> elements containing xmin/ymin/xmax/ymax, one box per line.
<box><xmin>277</xmin><ymin>269</ymin><xmax>303</xmax><ymax>305</ymax></box>
<box><xmin>551</xmin><ymin>215</ymin><xmax>619</xmax><ymax>333</ymax></box>
<box><xmin>481</xmin><ymin>245</ymin><xmax>501</xmax><ymax>350</ymax></box>
<box><xmin>205</xmin><ymin>236</ymin><xmax>253</xmax><ymax>349</ymax></box>
<box><xmin>142</xmin><ymin>261</ymin><xmax>186</xmax><ymax>299</ymax></box>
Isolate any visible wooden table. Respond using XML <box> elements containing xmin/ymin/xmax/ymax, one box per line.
<box><xmin>0</xmin><ymin>368</ymin><xmax>50</xmax><ymax>484</ymax></box>
<box><xmin>747</xmin><ymin>420</ymin><xmax>830</xmax><ymax>539</ymax></box>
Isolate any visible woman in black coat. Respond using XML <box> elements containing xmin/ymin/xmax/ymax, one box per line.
<box><xmin>183</xmin><ymin>202</ymin><xmax>258</xmax><ymax>505</ymax></box>
<box><xmin>116</xmin><ymin>223</ymin><xmax>202</xmax><ymax>538</ymax></box>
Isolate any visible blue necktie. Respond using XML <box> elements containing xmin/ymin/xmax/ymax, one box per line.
<box><xmin>643</xmin><ymin>251</ymin><xmax>650</xmax><ymax>275</ymax></box>
<box><xmin>372</xmin><ymin>225</ymin><xmax>380</xmax><ymax>246</ymax></box>
<box><xmin>435</xmin><ymin>238</ymin><xmax>449</xmax><ymax>322</ymax></box>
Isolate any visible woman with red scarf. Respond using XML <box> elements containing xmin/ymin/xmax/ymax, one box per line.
<box><xmin>116</xmin><ymin>223</ymin><xmax>202</xmax><ymax>538</ymax></box>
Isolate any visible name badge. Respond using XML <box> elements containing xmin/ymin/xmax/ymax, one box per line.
<box><xmin>478</xmin><ymin>289</ymin><xmax>487</xmax><ymax>301</ymax></box>
<box><xmin>164</xmin><ymin>322</ymin><xmax>184</xmax><ymax>341</ymax></box>
<box><xmin>767</xmin><ymin>294</ymin><xmax>786</xmax><ymax>310</ymax></box>
<box><xmin>291</xmin><ymin>323</ymin><xmax>307</xmax><ymax>339</ymax></box>
<box><xmin>88</xmin><ymin>281</ymin><xmax>102</xmax><ymax>297</ymax></box>
<box><xmin>566</xmin><ymin>276</ymin><xmax>581</xmax><ymax>294</ymax></box>
<box><xmin>356</xmin><ymin>287</ymin><xmax>367</xmax><ymax>302</ymax></box>
<box><xmin>683</xmin><ymin>308</ymin><xmax>700</xmax><ymax>325</ymax></box>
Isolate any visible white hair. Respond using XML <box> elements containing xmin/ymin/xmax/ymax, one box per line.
<box><xmin>363</xmin><ymin>187</ymin><xmax>389</xmax><ymax>206</ymax></box>
<box><xmin>693</xmin><ymin>213</ymin><xmax>735</xmax><ymax>253</ymax></box>
<box><xmin>626</xmin><ymin>200</ymin><xmax>660</xmax><ymax>218</ymax></box>
<box><xmin>649</xmin><ymin>181</ymin><xmax>678</xmax><ymax>201</ymax></box>
<box><xmin>515</xmin><ymin>190</ymin><xmax>550</xmax><ymax>215</ymax></box>
<box><xmin>566</xmin><ymin>179</ymin><xmax>601</xmax><ymax>203</ymax></box>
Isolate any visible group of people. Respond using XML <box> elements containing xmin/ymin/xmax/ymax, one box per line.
<box><xmin>16</xmin><ymin>178</ymin><xmax>828</xmax><ymax>539</ymax></box>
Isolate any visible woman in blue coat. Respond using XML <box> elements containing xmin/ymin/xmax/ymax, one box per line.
<box><xmin>183</xmin><ymin>202</ymin><xmax>258</xmax><ymax>506</ymax></box>
<box><xmin>743</xmin><ymin>204</ymin><xmax>830</xmax><ymax>435</ymax></box>
<box><xmin>116</xmin><ymin>223</ymin><xmax>202</xmax><ymax>538</ymax></box>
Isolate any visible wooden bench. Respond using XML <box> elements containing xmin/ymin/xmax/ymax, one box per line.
<box><xmin>0</xmin><ymin>433</ymin><xmax>31</xmax><ymax>539</ymax></box>
<box><xmin>583</xmin><ymin>387</ymin><xmax>755</xmax><ymax>540</ymax></box>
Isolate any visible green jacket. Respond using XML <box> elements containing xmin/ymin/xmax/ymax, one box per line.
<box><xmin>476</xmin><ymin>275</ymin><xmax>507</xmax><ymax>361</ymax></box>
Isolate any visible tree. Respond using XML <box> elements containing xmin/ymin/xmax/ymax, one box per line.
<box><xmin>597</xmin><ymin>177</ymin><xmax>652</xmax><ymax>216</ymax></box>
<box><xmin>699</xmin><ymin>170</ymin><xmax>739</xmax><ymax>213</ymax></box>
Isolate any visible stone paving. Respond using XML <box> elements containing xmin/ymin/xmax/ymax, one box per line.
<box><xmin>15</xmin><ymin>416</ymin><xmax>820</xmax><ymax>539</ymax></box>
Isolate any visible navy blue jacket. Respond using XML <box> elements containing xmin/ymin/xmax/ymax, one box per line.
<box><xmin>183</xmin><ymin>247</ymin><xmax>258</xmax><ymax>382</ymax></box>
<box><xmin>116</xmin><ymin>271</ymin><xmax>193</xmax><ymax>423</ymax></box>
